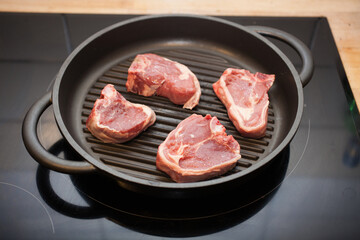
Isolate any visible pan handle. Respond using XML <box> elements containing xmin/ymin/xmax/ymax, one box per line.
<box><xmin>22</xmin><ymin>92</ymin><xmax>96</xmax><ymax>174</ymax></box>
<box><xmin>248</xmin><ymin>26</ymin><xmax>314</xmax><ymax>87</ymax></box>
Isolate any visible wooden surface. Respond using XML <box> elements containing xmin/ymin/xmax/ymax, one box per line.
<box><xmin>1</xmin><ymin>0</ymin><xmax>359</xmax><ymax>109</ymax></box>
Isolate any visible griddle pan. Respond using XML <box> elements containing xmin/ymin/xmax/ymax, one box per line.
<box><xmin>23</xmin><ymin>15</ymin><xmax>313</xmax><ymax>198</ymax></box>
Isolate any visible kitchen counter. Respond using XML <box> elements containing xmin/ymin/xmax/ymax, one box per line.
<box><xmin>0</xmin><ymin>0</ymin><xmax>359</xmax><ymax>110</ymax></box>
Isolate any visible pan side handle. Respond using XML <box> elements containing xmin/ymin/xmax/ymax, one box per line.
<box><xmin>22</xmin><ymin>92</ymin><xmax>96</xmax><ymax>174</ymax></box>
<box><xmin>248</xmin><ymin>26</ymin><xmax>314</xmax><ymax>87</ymax></box>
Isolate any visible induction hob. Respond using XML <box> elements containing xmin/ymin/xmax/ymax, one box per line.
<box><xmin>0</xmin><ymin>13</ymin><xmax>359</xmax><ymax>240</ymax></box>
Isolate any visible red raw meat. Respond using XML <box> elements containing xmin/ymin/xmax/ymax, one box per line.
<box><xmin>156</xmin><ymin>114</ymin><xmax>241</xmax><ymax>183</ymax></box>
<box><xmin>213</xmin><ymin>68</ymin><xmax>275</xmax><ymax>138</ymax></box>
<box><xmin>126</xmin><ymin>53</ymin><xmax>201</xmax><ymax>109</ymax></box>
<box><xmin>86</xmin><ymin>84</ymin><xmax>156</xmax><ymax>143</ymax></box>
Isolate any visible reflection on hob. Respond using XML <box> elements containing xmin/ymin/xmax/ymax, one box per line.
<box><xmin>37</xmin><ymin>105</ymin><xmax>292</xmax><ymax>237</ymax></box>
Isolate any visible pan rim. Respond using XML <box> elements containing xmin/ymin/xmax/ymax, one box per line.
<box><xmin>52</xmin><ymin>14</ymin><xmax>303</xmax><ymax>189</ymax></box>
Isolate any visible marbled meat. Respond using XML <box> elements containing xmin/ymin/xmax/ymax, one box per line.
<box><xmin>156</xmin><ymin>114</ymin><xmax>241</xmax><ymax>183</ymax></box>
<box><xmin>126</xmin><ymin>53</ymin><xmax>201</xmax><ymax>109</ymax></box>
<box><xmin>213</xmin><ymin>68</ymin><xmax>275</xmax><ymax>138</ymax></box>
<box><xmin>86</xmin><ymin>84</ymin><xmax>156</xmax><ymax>143</ymax></box>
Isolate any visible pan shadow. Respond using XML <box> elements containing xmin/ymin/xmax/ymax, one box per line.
<box><xmin>36</xmin><ymin>138</ymin><xmax>289</xmax><ymax>237</ymax></box>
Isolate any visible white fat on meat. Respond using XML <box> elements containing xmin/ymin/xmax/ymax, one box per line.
<box><xmin>86</xmin><ymin>84</ymin><xmax>156</xmax><ymax>143</ymax></box>
<box><xmin>213</xmin><ymin>68</ymin><xmax>275</xmax><ymax>139</ymax></box>
<box><xmin>156</xmin><ymin>114</ymin><xmax>241</xmax><ymax>183</ymax></box>
<box><xmin>126</xmin><ymin>53</ymin><xmax>201</xmax><ymax>109</ymax></box>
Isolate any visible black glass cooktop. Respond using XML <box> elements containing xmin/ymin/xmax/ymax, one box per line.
<box><xmin>1</xmin><ymin>13</ymin><xmax>359</xmax><ymax>239</ymax></box>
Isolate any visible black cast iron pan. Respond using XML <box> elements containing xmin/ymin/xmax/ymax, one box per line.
<box><xmin>22</xmin><ymin>14</ymin><xmax>313</xmax><ymax>198</ymax></box>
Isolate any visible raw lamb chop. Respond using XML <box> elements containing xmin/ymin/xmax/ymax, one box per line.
<box><xmin>213</xmin><ymin>68</ymin><xmax>275</xmax><ymax>139</ymax></box>
<box><xmin>126</xmin><ymin>53</ymin><xmax>201</xmax><ymax>109</ymax></box>
<box><xmin>86</xmin><ymin>84</ymin><xmax>156</xmax><ymax>143</ymax></box>
<box><xmin>156</xmin><ymin>114</ymin><xmax>241</xmax><ymax>183</ymax></box>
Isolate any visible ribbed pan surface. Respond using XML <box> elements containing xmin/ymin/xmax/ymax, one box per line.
<box><xmin>81</xmin><ymin>49</ymin><xmax>275</xmax><ymax>183</ymax></box>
